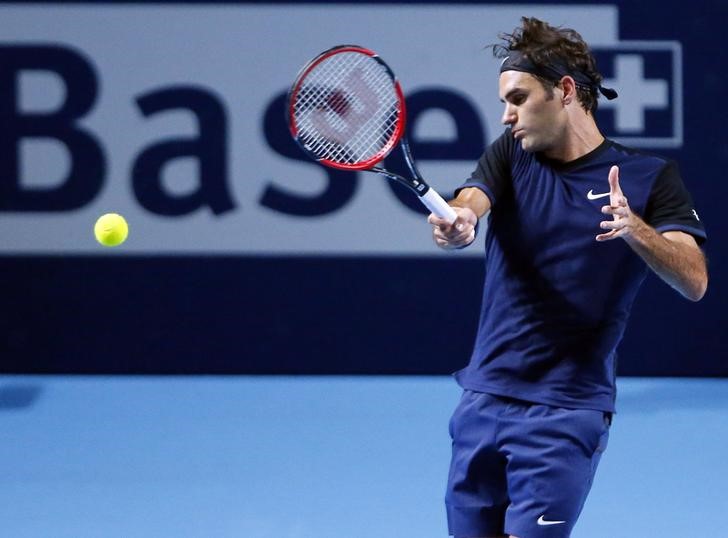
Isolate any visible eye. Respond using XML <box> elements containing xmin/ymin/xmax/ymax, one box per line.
<box><xmin>510</xmin><ymin>93</ymin><xmax>526</xmax><ymax>106</ymax></box>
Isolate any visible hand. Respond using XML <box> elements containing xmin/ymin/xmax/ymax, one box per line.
<box><xmin>596</xmin><ymin>165</ymin><xmax>644</xmax><ymax>242</ymax></box>
<box><xmin>428</xmin><ymin>206</ymin><xmax>478</xmax><ymax>249</ymax></box>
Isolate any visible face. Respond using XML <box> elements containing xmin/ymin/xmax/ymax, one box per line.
<box><xmin>498</xmin><ymin>70</ymin><xmax>566</xmax><ymax>154</ymax></box>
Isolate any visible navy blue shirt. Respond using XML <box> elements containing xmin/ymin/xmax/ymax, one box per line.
<box><xmin>455</xmin><ymin>131</ymin><xmax>706</xmax><ymax>412</ymax></box>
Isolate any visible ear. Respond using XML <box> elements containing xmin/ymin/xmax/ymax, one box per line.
<box><xmin>559</xmin><ymin>76</ymin><xmax>578</xmax><ymax>105</ymax></box>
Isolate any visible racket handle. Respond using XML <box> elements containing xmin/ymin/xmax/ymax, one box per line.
<box><xmin>421</xmin><ymin>188</ymin><xmax>457</xmax><ymax>224</ymax></box>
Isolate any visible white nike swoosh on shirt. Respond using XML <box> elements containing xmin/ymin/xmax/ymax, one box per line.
<box><xmin>537</xmin><ymin>515</ymin><xmax>566</xmax><ymax>526</ymax></box>
<box><xmin>587</xmin><ymin>189</ymin><xmax>611</xmax><ymax>200</ymax></box>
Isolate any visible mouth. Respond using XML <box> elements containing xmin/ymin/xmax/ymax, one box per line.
<box><xmin>512</xmin><ymin>128</ymin><xmax>525</xmax><ymax>140</ymax></box>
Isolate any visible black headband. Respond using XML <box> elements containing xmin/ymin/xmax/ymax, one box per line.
<box><xmin>500</xmin><ymin>51</ymin><xmax>618</xmax><ymax>100</ymax></box>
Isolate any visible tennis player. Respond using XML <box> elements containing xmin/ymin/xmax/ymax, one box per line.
<box><xmin>429</xmin><ymin>17</ymin><xmax>708</xmax><ymax>538</ymax></box>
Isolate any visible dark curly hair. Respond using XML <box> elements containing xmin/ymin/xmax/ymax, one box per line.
<box><xmin>492</xmin><ymin>17</ymin><xmax>603</xmax><ymax>113</ymax></box>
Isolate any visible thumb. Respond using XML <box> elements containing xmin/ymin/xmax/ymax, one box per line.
<box><xmin>608</xmin><ymin>165</ymin><xmax>622</xmax><ymax>195</ymax></box>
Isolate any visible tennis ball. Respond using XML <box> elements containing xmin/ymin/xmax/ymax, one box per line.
<box><xmin>94</xmin><ymin>213</ymin><xmax>129</xmax><ymax>247</ymax></box>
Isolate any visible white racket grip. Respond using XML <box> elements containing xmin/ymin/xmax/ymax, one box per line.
<box><xmin>421</xmin><ymin>188</ymin><xmax>457</xmax><ymax>224</ymax></box>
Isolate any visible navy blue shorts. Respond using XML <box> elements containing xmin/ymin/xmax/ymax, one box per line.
<box><xmin>445</xmin><ymin>390</ymin><xmax>611</xmax><ymax>538</ymax></box>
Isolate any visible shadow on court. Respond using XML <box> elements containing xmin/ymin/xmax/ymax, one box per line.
<box><xmin>0</xmin><ymin>383</ymin><xmax>43</xmax><ymax>411</ymax></box>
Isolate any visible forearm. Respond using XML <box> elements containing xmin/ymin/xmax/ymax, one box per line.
<box><xmin>429</xmin><ymin>187</ymin><xmax>489</xmax><ymax>250</ymax></box>
<box><xmin>624</xmin><ymin>219</ymin><xmax>708</xmax><ymax>301</ymax></box>
<box><xmin>451</xmin><ymin>187</ymin><xmax>491</xmax><ymax>218</ymax></box>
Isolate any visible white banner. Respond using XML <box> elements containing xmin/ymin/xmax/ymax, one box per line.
<box><xmin>0</xmin><ymin>4</ymin><xmax>624</xmax><ymax>254</ymax></box>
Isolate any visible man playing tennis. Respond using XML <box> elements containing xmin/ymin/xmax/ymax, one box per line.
<box><xmin>429</xmin><ymin>17</ymin><xmax>708</xmax><ymax>538</ymax></box>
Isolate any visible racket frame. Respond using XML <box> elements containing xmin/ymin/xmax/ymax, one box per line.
<box><xmin>288</xmin><ymin>45</ymin><xmax>457</xmax><ymax>223</ymax></box>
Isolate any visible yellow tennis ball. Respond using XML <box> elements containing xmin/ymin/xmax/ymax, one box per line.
<box><xmin>94</xmin><ymin>213</ymin><xmax>129</xmax><ymax>247</ymax></box>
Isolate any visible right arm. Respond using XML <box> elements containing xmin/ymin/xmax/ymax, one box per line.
<box><xmin>430</xmin><ymin>130</ymin><xmax>512</xmax><ymax>249</ymax></box>
<box><xmin>428</xmin><ymin>187</ymin><xmax>492</xmax><ymax>250</ymax></box>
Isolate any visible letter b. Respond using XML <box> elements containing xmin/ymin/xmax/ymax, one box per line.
<box><xmin>0</xmin><ymin>45</ymin><xmax>104</xmax><ymax>211</ymax></box>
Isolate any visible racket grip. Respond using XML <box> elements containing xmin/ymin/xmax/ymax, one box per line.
<box><xmin>421</xmin><ymin>188</ymin><xmax>457</xmax><ymax>224</ymax></box>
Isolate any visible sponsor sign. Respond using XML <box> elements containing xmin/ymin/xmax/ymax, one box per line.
<box><xmin>0</xmin><ymin>5</ymin><xmax>680</xmax><ymax>254</ymax></box>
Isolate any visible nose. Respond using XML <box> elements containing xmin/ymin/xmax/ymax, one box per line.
<box><xmin>501</xmin><ymin>103</ymin><xmax>516</xmax><ymax>126</ymax></box>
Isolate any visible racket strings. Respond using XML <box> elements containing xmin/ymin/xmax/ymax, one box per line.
<box><xmin>297</xmin><ymin>56</ymin><xmax>396</xmax><ymax>162</ymax></box>
<box><xmin>293</xmin><ymin>51</ymin><xmax>401</xmax><ymax>165</ymax></box>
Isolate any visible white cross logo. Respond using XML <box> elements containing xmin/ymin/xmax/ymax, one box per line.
<box><xmin>600</xmin><ymin>54</ymin><xmax>669</xmax><ymax>133</ymax></box>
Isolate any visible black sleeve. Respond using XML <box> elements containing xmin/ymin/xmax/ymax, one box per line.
<box><xmin>454</xmin><ymin>130</ymin><xmax>514</xmax><ymax>206</ymax></box>
<box><xmin>643</xmin><ymin>160</ymin><xmax>707</xmax><ymax>244</ymax></box>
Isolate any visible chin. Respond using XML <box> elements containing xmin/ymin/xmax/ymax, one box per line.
<box><xmin>519</xmin><ymin>138</ymin><xmax>538</xmax><ymax>153</ymax></box>
<box><xmin>520</xmin><ymin>137</ymin><xmax>548</xmax><ymax>154</ymax></box>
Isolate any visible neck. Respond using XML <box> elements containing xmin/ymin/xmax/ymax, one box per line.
<box><xmin>543</xmin><ymin>110</ymin><xmax>604</xmax><ymax>163</ymax></box>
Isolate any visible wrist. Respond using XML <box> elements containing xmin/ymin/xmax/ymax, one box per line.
<box><xmin>623</xmin><ymin>215</ymin><xmax>652</xmax><ymax>247</ymax></box>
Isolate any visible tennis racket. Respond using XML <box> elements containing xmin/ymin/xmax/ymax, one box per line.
<box><xmin>287</xmin><ymin>45</ymin><xmax>457</xmax><ymax>224</ymax></box>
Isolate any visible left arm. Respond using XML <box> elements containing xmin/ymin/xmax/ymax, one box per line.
<box><xmin>596</xmin><ymin>165</ymin><xmax>708</xmax><ymax>301</ymax></box>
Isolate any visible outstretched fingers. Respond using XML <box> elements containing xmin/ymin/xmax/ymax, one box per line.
<box><xmin>596</xmin><ymin>165</ymin><xmax>629</xmax><ymax>241</ymax></box>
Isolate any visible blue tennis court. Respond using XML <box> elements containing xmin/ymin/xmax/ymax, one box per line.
<box><xmin>1</xmin><ymin>375</ymin><xmax>724</xmax><ymax>537</ymax></box>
